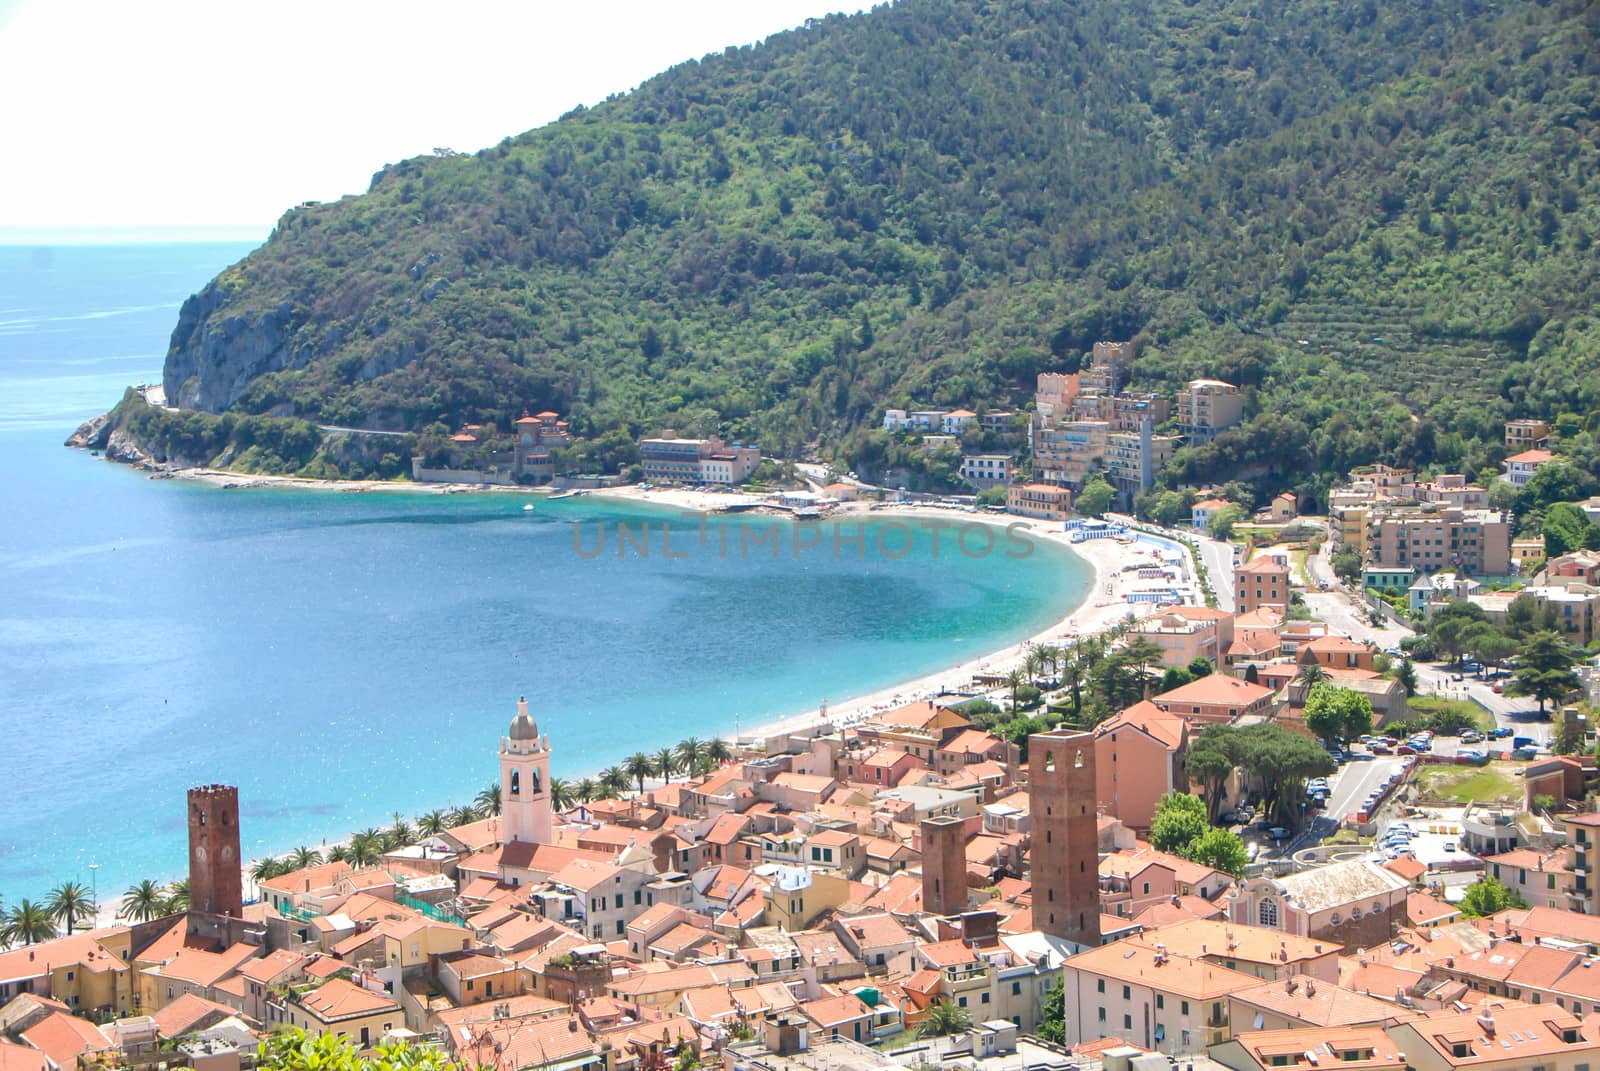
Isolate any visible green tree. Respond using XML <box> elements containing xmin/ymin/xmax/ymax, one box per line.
<box><xmin>916</xmin><ymin>999</ymin><xmax>974</xmax><ymax>1038</ymax></box>
<box><xmin>1076</xmin><ymin>475</ymin><xmax>1115</xmax><ymax>518</ymax></box>
<box><xmin>1159</xmin><ymin>666</ymin><xmax>1195</xmax><ymax>693</ymax></box>
<box><xmin>474</xmin><ymin>784</ymin><xmax>502</xmax><ymax>816</ymax></box>
<box><xmin>1036</xmin><ymin>979</ymin><xmax>1066</xmax><ymax>1044</ymax></box>
<box><xmin>1295</xmin><ymin>662</ymin><xmax>1331</xmax><ymax>690</ymax></box>
<box><xmin>1331</xmin><ymin>546</ymin><xmax>1363</xmax><ymax>584</ymax></box>
<box><xmin>47</xmin><ymin>881</ymin><xmax>95</xmax><ymax>935</ymax></box>
<box><xmin>1464</xmin><ymin>624</ymin><xmax>1517</xmax><ymax>671</ymax></box>
<box><xmin>1393</xmin><ymin>657</ymin><xmax>1418</xmax><ymax>698</ymax></box>
<box><xmin>675</xmin><ymin>737</ymin><xmax>706</xmax><ymax>775</ymax></box>
<box><xmin>601</xmin><ymin>765</ymin><xmax>632</xmax><ymax>797</ymax></box>
<box><xmin>417</xmin><ymin>810</ymin><xmax>448</xmax><ymax>835</ymax></box>
<box><xmin>1303</xmin><ymin>684</ymin><xmax>1374</xmax><ymax>746</ymax></box>
<box><xmin>1149</xmin><ymin>792</ymin><xmax>1208</xmax><ymax>854</ymax></box>
<box><xmin>1182</xmin><ymin>827</ymin><xmax>1250</xmax><ymax>878</ymax></box>
<box><xmin>1542</xmin><ymin>502</ymin><xmax>1592</xmax><ymax>557</ymax></box>
<box><xmin>1186</xmin><ymin>656</ymin><xmax>1214</xmax><ymax>679</ymax></box>
<box><xmin>1235</xmin><ymin>723</ymin><xmax>1334</xmax><ymax>827</ymax></box>
<box><xmin>0</xmin><ymin>900</ymin><xmax>56</xmax><ymax>947</ymax></box>
<box><xmin>1209</xmin><ymin>504</ymin><xmax>1245</xmax><ymax>541</ymax></box>
<box><xmin>705</xmin><ymin>738</ymin><xmax>733</xmax><ymax>767</ymax></box>
<box><xmin>574</xmin><ymin>778</ymin><xmax>599</xmax><ymax>803</ymax></box>
<box><xmin>1185</xmin><ymin>731</ymin><xmax>1237</xmax><ymax>821</ymax></box>
<box><xmin>258</xmin><ymin>1028</ymin><xmax>464</xmax><ymax>1071</ymax></box>
<box><xmin>289</xmin><ymin>846</ymin><xmax>323</xmax><ymax>869</ymax></box>
<box><xmin>1430</xmin><ymin>601</ymin><xmax>1488</xmax><ymax>667</ymax></box>
<box><xmin>1507</xmin><ymin>630</ymin><xmax>1582</xmax><ymax>714</ymax></box>
<box><xmin>625</xmin><ymin>752</ymin><xmax>656</xmax><ymax>793</ymax></box>
<box><xmin>163</xmin><ymin>879</ymin><xmax>189</xmax><ymax>914</ymax></box>
<box><xmin>654</xmin><ymin>748</ymin><xmax>679</xmax><ymax>784</ymax></box>
<box><xmin>1458</xmin><ymin>875</ymin><xmax>1527</xmax><ymax>918</ymax></box>
<box><xmin>549</xmin><ymin>777</ymin><xmax>575</xmax><ymax>810</ymax></box>
<box><xmin>119</xmin><ymin>880</ymin><xmax>170</xmax><ymax>923</ymax></box>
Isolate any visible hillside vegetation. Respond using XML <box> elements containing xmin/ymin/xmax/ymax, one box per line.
<box><xmin>147</xmin><ymin>0</ymin><xmax>1600</xmax><ymax>490</ymax></box>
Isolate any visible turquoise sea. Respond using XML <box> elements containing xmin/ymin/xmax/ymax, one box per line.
<box><xmin>0</xmin><ymin>243</ymin><xmax>1090</xmax><ymax>903</ymax></box>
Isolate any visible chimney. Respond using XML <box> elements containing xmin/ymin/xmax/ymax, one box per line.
<box><xmin>1306</xmin><ymin>978</ymin><xmax>1316</xmax><ymax>996</ymax></box>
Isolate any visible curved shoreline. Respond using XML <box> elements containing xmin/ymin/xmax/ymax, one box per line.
<box><xmin>71</xmin><ymin>470</ymin><xmax>1148</xmax><ymax>927</ymax></box>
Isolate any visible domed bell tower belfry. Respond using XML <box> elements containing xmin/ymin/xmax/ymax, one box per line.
<box><xmin>501</xmin><ymin>696</ymin><xmax>553</xmax><ymax>845</ymax></box>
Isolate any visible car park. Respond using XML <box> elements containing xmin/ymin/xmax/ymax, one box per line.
<box><xmin>1397</xmin><ymin>745</ymin><xmax>1416</xmax><ymax>755</ymax></box>
<box><xmin>1513</xmin><ymin>746</ymin><xmax>1539</xmax><ymax>760</ymax></box>
<box><xmin>1269</xmin><ymin>826</ymin><xmax>1291</xmax><ymax>840</ymax></box>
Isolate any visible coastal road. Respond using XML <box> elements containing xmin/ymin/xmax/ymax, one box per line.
<box><xmin>319</xmin><ymin>425</ymin><xmax>410</xmax><ymax>437</ymax></box>
<box><xmin>1196</xmin><ymin>535</ymin><xmax>1236</xmax><ymax>612</ymax></box>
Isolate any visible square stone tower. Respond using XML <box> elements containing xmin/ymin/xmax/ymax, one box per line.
<box><xmin>921</xmin><ymin>815</ymin><xmax>969</xmax><ymax>917</ymax></box>
<box><xmin>188</xmin><ymin>784</ymin><xmax>243</xmax><ymax>919</ymax></box>
<box><xmin>1027</xmin><ymin>729</ymin><xmax>1100</xmax><ymax>948</ymax></box>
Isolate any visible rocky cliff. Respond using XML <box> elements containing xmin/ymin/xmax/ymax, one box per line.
<box><xmin>162</xmin><ymin>282</ymin><xmax>307</xmax><ymax>413</ymax></box>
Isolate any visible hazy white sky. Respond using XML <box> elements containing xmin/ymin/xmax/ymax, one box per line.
<box><xmin>0</xmin><ymin>0</ymin><xmax>868</xmax><ymax>235</ymax></box>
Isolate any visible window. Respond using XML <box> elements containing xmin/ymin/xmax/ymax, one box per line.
<box><xmin>1156</xmin><ymin>995</ymin><xmax>1164</xmax><ymax>1009</ymax></box>
<box><xmin>510</xmin><ymin>769</ymin><xmax>520</xmax><ymax>796</ymax></box>
<box><xmin>1097</xmin><ymin>1007</ymin><xmax>1106</xmax><ymax>1022</ymax></box>
<box><xmin>1258</xmin><ymin>898</ymin><xmax>1278</xmax><ymax>928</ymax></box>
<box><xmin>1097</xmin><ymin>979</ymin><xmax>1105</xmax><ymax>994</ymax></box>
<box><xmin>1122</xmin><ymin>985</ymin><xmax>1130</xmax><ymax>1000</ymax></box>
<box><xmin>1123</xmin><ymin>1013</ymin><xmax>1132</xmax><ymax>1030</ymax></box>
<box><xmin>1181</xmin><ymin>1001</ymin><xmax>1189</xmax><ymax>1015</ymax></box>
<box><xmin>1011</xmin><ymin>981</ymin><xmax>1021</xmax><ymax>996</ymax></box>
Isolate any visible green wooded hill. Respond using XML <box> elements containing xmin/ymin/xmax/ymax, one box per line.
<box><xmin>148</xmin><ymin>0</ymin><xmax>1600</xmax><ymax>490</ymax></box>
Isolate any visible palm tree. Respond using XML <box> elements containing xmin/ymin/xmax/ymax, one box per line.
<box><xmin>289</xmin><ymin>846</ymin><xmax>323</xmax><ymax>869</ymax></box>
<box><xmin>676</xmin><ymin>737</ymin><xmax>705</xmax><ymax>775</ymax></box>
<box><xmin>48</xmin><ymin>882</ymin><xmax>95</xmax><ymax>935</ymax></box>
<box><xmin>654</xmin><ymin>748</ymin><xmax>679</xmax><ymax>784</ymax></box>
<box><xmin>387</xmin><ymin>818</ymin><xmax>416</xmax><ymax>849</ymax></box>
<box><xmin>625</xmin><ymin>752</ymin><xmax>655</xmax><ymax>793</ymax></box>
<box><xmin>417</xmin><ymin>810</ymin><xmax>448</xmax><ymax>835</ymax></box>
<box><xmin>163</xmin><ymin>879</ymin><xmax>189</xmax><ymax>914</ymax></box>
<box><xmin>549</xmin><ymin>777</ymin><xmax>575</xmax><ymax>810</ymax></box>
<box><xmin>349</xmin><ymin>831</ymin><xmax>382</xmax><ymax>868</ymax></box>
<box><xmin>475</xmin><ymin>784</ymin><xmax>502</xmax><ymax>817</ymax></box>
<box><xmin>601</xmin><ymin>766</ymin><xmax>631</xmax><ymax>798</ymax></box>
<box><xmin>574</xmin><ymin>778</ymin><xmax>599</xmax><ymax>803</ymax></box>
<box><xmin>1</xmin><ymin>900</ymin><xmax>56</xmax><ymax>947</ymax></box>
<box><xmin>119</xmin><ymin>880</ymin><xmax>168</xmax><ymax>923</ymax></box>
<box><xmin>327</xmin><ymin>844</ymin><xmax>352</xmax><ymax>863</ymax></box>
<box><xmin>1295</xmin><ymin>662</ymin><xmax>1331</xmax><ymax>690</ymax></box>
<box><xmin>916</xmin><ymin>999</ymin><xmax>972</xmax><ymax>1038</ymax></box>
<box><xmin>705</xmin><ymin>739</ymin><xmax>733</xmax><ymax>767</ymax></box>
<box><xmin>593</xmin><ymin>780</ymin><xmax>619</xmax><ymax>801</ymax></box>
<box><xmin>446</xmin><ymin>805</ymin><xmax>479</xmax><ymax>828</ymax></box>
<box><xmin>1004</xmin><ymin>668</ymin><xmax>1026</xmax><ymax>710</ymax></box>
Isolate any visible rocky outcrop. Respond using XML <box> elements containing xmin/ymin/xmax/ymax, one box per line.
<box><xmin>105</xmin><ymin>426</ymin><xmax>157</xmax><ymax>467</ymax></box>
<box><xmin>64</xmin><ymin>411</ymin><xmax>113</xmax><ymax>450</ymax></box>
<box><xmin>162</xmin><ymin>281</ymin><xmax>310</xmax><ymax>413</ymax></box>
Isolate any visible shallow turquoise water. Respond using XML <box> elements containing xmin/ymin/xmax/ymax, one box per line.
<box><xmin>0</xmin><ymin>243</ymin><xmax>1089</xmax><ymax>900</ymax></box>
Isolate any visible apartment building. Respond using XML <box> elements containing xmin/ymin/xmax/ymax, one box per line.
<box><xmin>1505</xmin><ymin>449</ymin><xmax>1556</xmax><ymax>489</ymax></box>
<box><xmin>958</xmin><ymin>454</ymin><xmax>1011</xmax><ymax>490</ymax></box>
<box><xmin>1059</xmin><ymin>941</ymin><xmax>1259</xmax><ymax>1055</ymax></box>
<box><xmin>1031</xmin><ymin>419</ymin><xmax>1108</xmax><ymax>488</ymax></box>
<box><xmin>1080</xmin><ymin>340</ymin><xmax>1137</xmax><ymax>395</ymax></box>
<box><xmin>638</xmin><ymin>435</ymin><xmax>760</xmax><ymax>484</ymax></box>
<box><xmin>1176</xmin><ymin>379</ymin><xmax>1244</xmax><ymax>444</ymax></box>
<box><xmin>1364</xmin><ymin>506</ymin><xmax>1511</xmax><ymax>576</ymax></box>
<box><xmin>1506</xmin><ymin>418</ymin><xmax>1553</xmax><ymax>451</ymax></box>
<box><xmin>1006</xmin><ymin>483</ymin><xmax>1072</xmax><ymax>521</ymax></box>
<box><xmin>1235</xmin><ymin>557</ymin><xmax>1292</xmax><ymax>613</ymax></box>
<box><xmin>1106</xmin><ymin>424</ymin><xmax>1180</xmax><ymax>499</ymax></box>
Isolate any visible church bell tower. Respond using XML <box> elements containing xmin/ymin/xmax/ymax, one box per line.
<box><xmin>500</xmin><ymin>696</ymin><xmax>553</xmax><ymax>845</ymax></box>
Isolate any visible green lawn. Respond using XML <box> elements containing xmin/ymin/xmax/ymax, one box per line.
<box><xmin>1405</xmin><ymin>696</ymin><xmax>1496</xmax><ymax>733</ymax></box>
<box><xmin>1414</xmin><ymin>762</ymin><xmax>1522</xmax><ymax>804</ymax></box>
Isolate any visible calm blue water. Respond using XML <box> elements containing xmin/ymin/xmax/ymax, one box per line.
<box><xmin>0</xmin><ymin>244</ymin><xmax>1090</xmax><ymax>902</ymax></box>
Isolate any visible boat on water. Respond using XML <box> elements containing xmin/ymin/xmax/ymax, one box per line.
<box><xmin>522</xmin><ymin>503</ymin><xmax>536</xmax><ymax>512</ymax></box>
<box><xmin>549</xmin><ymin>490</ymin><xmax>587</xmax><ymax>500</ymax></box>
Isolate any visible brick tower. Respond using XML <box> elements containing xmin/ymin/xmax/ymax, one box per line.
<box><xmin>921</xmin><ymin>815</ymin><xmax>968</xmax><ymax>917</ymax></box>
<box><xmin>188</xmin><ymin>784</ymin><xmax>243</xmax><ymax>918</ymax></box>
<box><xmin>1027</xmin><ymin>729</ymin><xmax>1100</xmax><ymax>948</ymax></box>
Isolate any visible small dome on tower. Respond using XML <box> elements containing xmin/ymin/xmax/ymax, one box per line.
<box><xmin>509</xmin><ymin>696</ymin><xmax>539</xmax><ymax>741</ymax></box>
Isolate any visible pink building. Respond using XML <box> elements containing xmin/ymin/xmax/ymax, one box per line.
<box><xmin>1095</xmin><ymin>701</ymin><xmax>1188</xmax><ymax>831</ymax></box>
<box><xmin>1133</xmin><ymin>607</ymin><xmax>1235</xmax><ymax>669</ymax></box>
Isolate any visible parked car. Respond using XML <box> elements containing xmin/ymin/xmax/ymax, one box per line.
<box><xmin>1461</xmin><ymin>731</ymin><xmax>1483</xmax><ymax>743</ymax></box>
<box><xmin>1370</xmin><ymin>743</ymin><xmax>1393</xmax><ymax>754</ymax></box>
<box><xmin>1512</xmin><ymin>746</ymin><xmax>1539</xmax><ymax>760</ymax></box>
<box><xmin>1397</xmin><ymin>745</ymin><xmax>1416</xmax><ymax>755</ymax></box>
<box><xmin>1269</xmin><ymin>826</ymin><xmax>1291</xmax><ymax>840</ymax></box>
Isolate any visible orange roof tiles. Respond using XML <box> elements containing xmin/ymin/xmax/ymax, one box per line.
<box><xmin>20</xmin><ymin>1014</ymin><xmax>110</xmax><ymax>1067</ymax></box>
<box><xmin>298</xmin><ymin>978</ymin><xmax>399</xmax><ymax>1020</ymax></box>
<box><xmin>1155</xmin><ymin>673</ymin><xmax>1275</xmax><ymax>707</ymax></box>
<box><xmin>150</xmin><ymin>993</ymin><xmax>236</xmax><ymax>1038</ymax></box>
<box><xmin>1065</xmin><ymin>943</ymin><xmax>1261</xmax><ymax>1000</ymax></box>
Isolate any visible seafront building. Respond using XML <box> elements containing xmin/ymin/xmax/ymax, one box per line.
<box><xmin>638</xmin><ymin>434</ymin><xmax>760</xmax><ymax>484</ymax></box>
<box><xmin>22</xmin><ymin>555</ymin><xmax>1600</xmax><ymax>1071</ymax></box>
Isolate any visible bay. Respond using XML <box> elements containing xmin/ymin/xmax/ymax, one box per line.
<box><xmin>0</xmin><ymin>243</ymin><xmax>1089</xmax><ymax>900</ymax></box>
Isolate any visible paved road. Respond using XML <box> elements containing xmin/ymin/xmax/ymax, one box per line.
<box><xmin>319</xmin><ymin>425</ymin><xmax>410</xmax><ymax>437</ymax></box>
<box><xmin>1323</xmin><ymin>755</ymin><xmax>1405</xmax><ymax>825</ymax></box>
